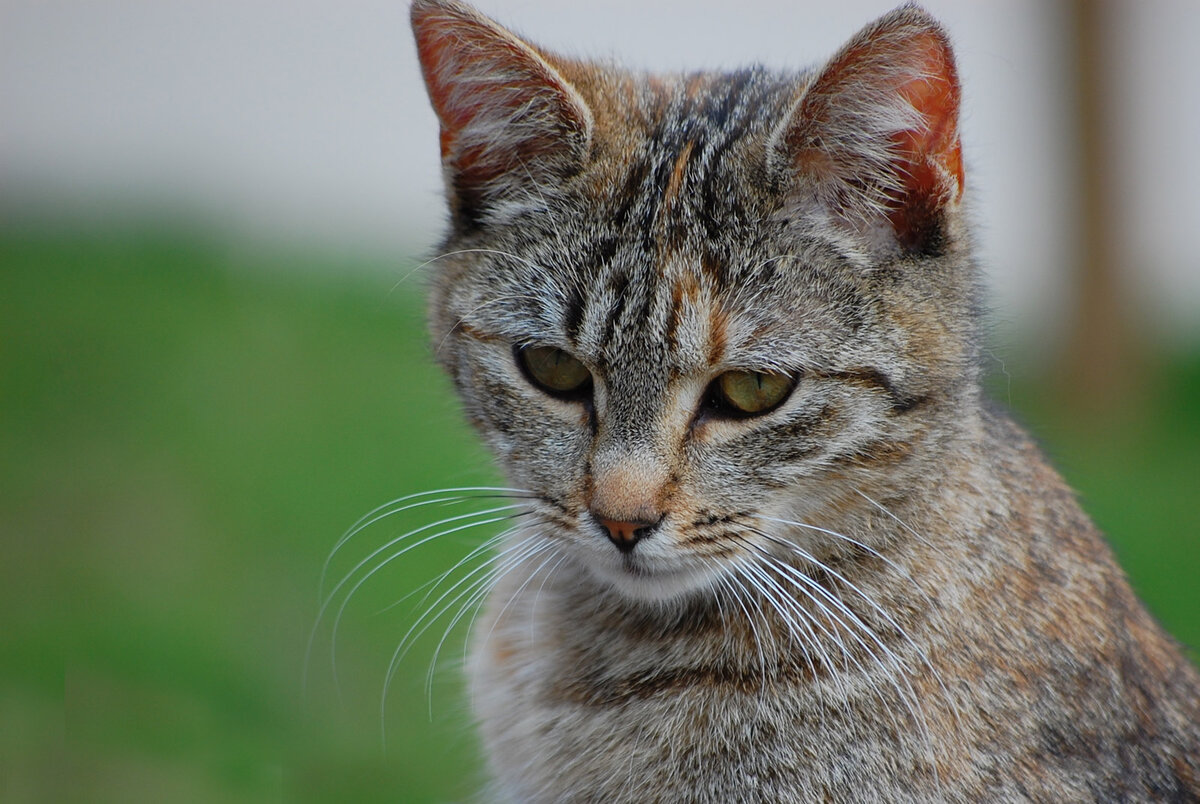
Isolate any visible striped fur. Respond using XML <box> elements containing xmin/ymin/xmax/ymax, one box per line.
<box><xmin>411</xmin><ymin>2</ymin><xmax>1200</xmax><ymax>801</ymax></box>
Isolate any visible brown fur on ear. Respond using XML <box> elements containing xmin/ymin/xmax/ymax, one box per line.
<box><xmin>411</xmin><ymin>0</ymin><xmax>593</xmax><ymax>224</ymax></box>
<box><xmin>778</xmin><ymin>5</ymin><xmax>963</xmax><ymax>253</ymax></box>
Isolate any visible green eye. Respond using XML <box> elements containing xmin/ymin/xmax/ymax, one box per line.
<box><xmin>712</xmin><ymin>370</ymin><xmax>794</xmax><ymax>416</ymax></box>
<box><xmin>517</xmin><ymin>345</ymin><xmax>592</xmax><ymax>398</ymax></box>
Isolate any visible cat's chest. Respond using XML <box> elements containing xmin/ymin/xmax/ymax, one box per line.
<box><xmin>470</xmin><ymin>645</ymin><xmax>934</xmax><ymax>802</ymax></box>
<box><xmin>466</xmin><ymin>582</ymin><xmax>938</xmax><ymax>801</ymax></box>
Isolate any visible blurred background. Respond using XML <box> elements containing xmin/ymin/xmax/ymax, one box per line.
<box><xmin>2</xmin><ymin>0</ymin><xmax>1197</xmax><ymax>801</ymax></box>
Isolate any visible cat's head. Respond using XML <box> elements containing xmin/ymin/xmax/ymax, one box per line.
<box><xmin>412</xmin><ymin>0</ymin><xmax>979</xmax><ymax>603</ymax></box>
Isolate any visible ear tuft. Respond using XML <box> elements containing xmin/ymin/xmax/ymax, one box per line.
<box><xmin>411</xmin><ymin>0</ymin><xmax>593</xmax><ymax>224</ymax></box>
<box><xmin>777</xmin><ymin>5</ymin><xmax>963</xmax><ymax>253</ymax></box>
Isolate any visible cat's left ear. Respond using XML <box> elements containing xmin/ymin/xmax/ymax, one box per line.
<box><xmin>772</xmin><ymin>6</ymin><xmax>964</xmax><ymax>254</ymax></box>
<box><xmin>411</xmin><ymin>0</ymin><xmax>593</xmax><ymax>226</ymax></box>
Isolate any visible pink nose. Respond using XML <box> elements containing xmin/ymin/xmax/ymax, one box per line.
<box><xmin>594</xmin><ymin>516</ymin><xmax>656</xmax><ymax>553</ymax></box>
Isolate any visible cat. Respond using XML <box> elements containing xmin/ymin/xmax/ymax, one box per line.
<box><xmin>405</xmin><ymin>0</ymin><xmax>1200</xmax><ymax>800</ymax></box>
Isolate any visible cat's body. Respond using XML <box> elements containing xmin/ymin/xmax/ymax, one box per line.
<box><xmin>410</xmin><ymin>1</ymin><xmax>1200</xmax><ymax>800</ymax></box>
<box><xmin>471</xmin><ymin>408</ymin><xmax>1200</xmax><ymax>801</ymax></box>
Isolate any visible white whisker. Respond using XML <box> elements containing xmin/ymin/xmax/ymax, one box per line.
<box><xmin>752</xmin><ymin>511</ymin><xmax>961</xmax><ymax>734</ymax></box>
<box><xmin>747</xmin><ymin>526</ymin><xmax>923</xmax><ymax>683</ymax></box>
<box><xmin>379</xmin><ymin>533</ymin><xmax>551</xmax><ymax>744</ymax></box>
<box><xmin>377</xmin><ymin>527</ymin><xmax>540</xmax><ymax>671</ymax></box>
<box><xmin>736</xmin><ymin>556</ymin><xmax>854</xmax><ymax>718</ymax></box>
<box><xmin>528</xmin><ymin>552</ymin><xmax>570</xmax><ymax>641</ymax></box>
<box><xmin>472</xmin><ymin>542</ymin><xmax>565</xmax><ymax>673</ymax></box>
<box><xmin>741</xmin><ymin>523</ymin><xmax>943</xmax><ymax>784</ymax></box>
<box><xmin>380</xmin><ymin>528</ymin><xmax>513</xmax><ymax>617</ymax></box>
<box><xmin>425</xmin><ymin>538</ymin><xmax>558</xmax><ymax>704</ymax></box>
<box><xmin>852</xmin><ymin>489</ymin><xmax>937</xmax><ymax>553</ymax></box>
<box><xmin>740</xmin><ymin>536</ymin><xmax>914</xmax><ymax>742</ymax></box>
<box><xmin>304</xmin><ymin>502</ymin><xmax>529</xmax><ymax>695</ymax></box>
<box><xmin>721</xmin><ymin>566</ymin><xmax>769</xmax><ymax>681</ymax></box>
<box><xmin>319</xmin><ymin>487</ymin><xmax>532</xmax><ymax>600</ymax></box>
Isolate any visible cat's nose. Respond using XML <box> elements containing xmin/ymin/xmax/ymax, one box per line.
<box><xmin>593</xmin><ymin>516</ymin><xmax>656</xmax><ymax>553</ymax></box>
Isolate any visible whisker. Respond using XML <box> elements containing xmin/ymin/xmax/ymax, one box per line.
<box><xmin>754</xmin><ymin>514</ymin><xmax>961</xmax><ymax>729</ymax></box>
<box><xmin>738</xmin><ymin>535</ymin><xmax>914</xmax><ymax>741</ymax></box>
<box><xmin>753</xmin><ymin>512</ymin><xmax>954</xmax><ymax>695</ymax></box>
<box><xmin>459</xmin><ymin>536</ymin><xmax>568</xmax><ymax>683</ymax></box>
<box><xmin>749</xmin><ymin>517</ymin><xmax>933</xmax><ymax>659</ymax></box>
<box><xmin>380</xmin><ymin>534</ymin><xmax>551</xmax><ymax>744</ymax></box>
<box><xmin>852</xmin><ymin>489</ymin><xmax>938</xmax><ymax>553</ymax></box>
<box><xmin>737</xmin><ymin>558</ymin><xmax>811</xmax><ymax>648</ymax></box>
<box><xmin>378</xmin><ymin>528</ymin><xmax>512</xmax><ymax>617</ymax></box>
<box><xmin>384</xmin><ymin>527</ymin><xmax>528</xmax><ymax>640</ymax></box>
<box><xmin>304</xmin><ymin>503</ymin><xmax>528</xmax><ymax>695</ymax></box>
<box><xmin>330</xmin><ymin>510</ymin><xmax>529</xmax><ymax>689</ymax></box>
<box><xmin>528</xmin><ymin>552</ymin><xmax>571</xmax><ymax>641</ymax></box>
<box><xmin>325</xmin><ymin>501</ymin><xmax>527</xmax><ymax>615</ymax></box>
<box><xmin>320</xmin><ymin>487</ymin><xmax>534</xmax><ymax>600</ymax></box>
<box><xmin>425</xmin><ymin>538</ymin><xmax>558</xmax><ymax>704</ymax></box>
<box><xmin>472</xmin><ymin>541</ymin><xmax>565</xmax><ymax>674</ymax></box>
<box><xmin>737</xmin><ymin>558</ymin><xmax>842</xmax><ymax>707</ymax></box>
<box><xmin>832</xmin><ymin>494</ymin><xmax>965</xmax><ymax>734</ymax></box>
<box><xmin>406</xmin><ymin>532</ymin><xmax>546</xmax><ymax>663</ymax></box>
<box><xmin>735</xmin><ymin>562</ymin><xmax>782</xmax><ymax>672</ymax></box>
<box><xmin>720</xmin><ymin>568</ymin><xmax>768</xmax><ymax>680</ymax></box>
<box><xmin>741</xmin><ymin>554</ymin><xmax>871</xmax><ymax>729</ymax></box>
<box><xmin>738</xmin><ymin>553</ymin><xmax>843</xmax><ymax>679</ymax></box>
<box><xmin>741</xmin><ymin>525</ymin><xmax>942</xmax><ymax>778</ymax></box>
<box><xmin>745</xmin><ymin>525</ymin><xmax>920</xmax><ymax>677</ymax></box>
<box><xmin>754</xmin><ymin>513</ymin><xmax>917</xmax><ymax>584</ymax></box>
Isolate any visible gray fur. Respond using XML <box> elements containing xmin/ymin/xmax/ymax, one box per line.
<box><xmin>410</xmin><ymin>1</ymin><xmax>1200</xmax><ymax>800</ymax></box>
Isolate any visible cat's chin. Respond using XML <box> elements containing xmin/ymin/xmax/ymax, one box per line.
<box><xmin>586</xmin><ymin>560</ymin><xmax>718</xmax><ymax>605</ymax></box>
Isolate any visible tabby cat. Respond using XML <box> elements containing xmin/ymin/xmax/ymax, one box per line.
<box><xmin>403</xmin><ymin>0</ymin><xmax>1200</xmax><ymax>800</ymax></box>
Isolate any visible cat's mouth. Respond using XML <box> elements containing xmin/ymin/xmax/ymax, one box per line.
<box><xmin>619</xmin><ymin>553</ymin><xmax>651</xmax><ymax>576</ymax></box>
<box><xmin>586</xmin><ymin>550</ymin><xmax>719</xmax><ymax>603</ymax></box>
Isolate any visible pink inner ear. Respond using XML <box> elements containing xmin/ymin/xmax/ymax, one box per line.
<box><xmin>888</xmin><ymin>32</ymin><xmax>964</xmax><ymax>244</ymax></box>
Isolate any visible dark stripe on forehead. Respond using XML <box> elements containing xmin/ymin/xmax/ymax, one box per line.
<box><xmin>610</xmin><ymin>158</ymin><xmax>652</xmax><ymax>231</ymax></box>
<box><xmin>563</xmin><ymin>281</ymin><xmax>585</xmax><ymax>345</ymax></box>
<box><xmin>660</xmin><ymin>139</ymin><xmax>696</xmax><ymax>214</ymax></box>
<box><xmin>606</xmin><ymin>69</ymin><xmax>789</xmax><ymax>253</ymax></box>
<box><xmin>600</xmin><ymin>272</ymin><xmax>630</xmax><ymax>350</ymax></box>
<box><xmin>700</xmin><ymin>250</ymin><xmax>727</xmax><ymax>291</ymax></box>
<box><xmin>700</xmin><ymin>69</ymin><xmax>758</xmax><ymax>132</ymax></box>
<box><xmin>566</xmin><ymin>235</ymin><xmax>621</xmax><ymax>344</ymax></box>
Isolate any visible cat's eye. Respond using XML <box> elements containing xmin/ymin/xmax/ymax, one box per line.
<box><xmin>516</xmin><ymin>345</ymin><xmax>592</xmax><ymax>399</ymax></box>
<box><xmin>708</xmin><ymin>370</ymin><xmax>795</xmax><ymax>417</ymax></box>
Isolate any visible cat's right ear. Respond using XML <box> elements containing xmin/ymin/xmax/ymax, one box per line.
<box><xmin>411</xmin><ymin>0</ymin><xmax>593</xmax><ymax>227</ymax></box>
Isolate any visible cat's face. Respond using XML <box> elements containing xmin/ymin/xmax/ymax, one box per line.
<box><xmin>415</xmin><ymin>0</ymin><xmax>976</xmax><ymax>603</ymax></box>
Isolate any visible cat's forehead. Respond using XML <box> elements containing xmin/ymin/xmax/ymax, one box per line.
<box><xmin>451</xmin><ymin>67</ymin><xmax>866</xmax><ymax>373</ymax></box>
<box><xmin>461</xmin><ymin>220</ymin><xmax>853</xmax><ymax>382</ymax></box>
<box><xmin>622</xmin><ymin>68</ymin><xmax>795</xmax><ymax>154</ymax></box>
<box><xmin>591</xmin><ymin>67</ymin><xmax>798</xmax><ymax>226</ymax></box>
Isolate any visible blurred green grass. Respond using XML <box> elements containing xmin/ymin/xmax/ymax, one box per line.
<box><xmin>2</xmin><ymin>230</ymin><xmax>1197</xmax><ymax>802</ymax></box>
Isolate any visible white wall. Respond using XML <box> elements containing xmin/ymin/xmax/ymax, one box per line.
<box><xmin>2</xmin><ymin>1</ymin><xmax>1198</xmax><ymax>342</ymax></box>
